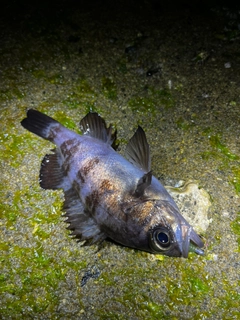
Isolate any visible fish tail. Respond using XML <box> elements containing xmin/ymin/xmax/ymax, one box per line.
<box><xmin>21</xmin><ymin>109</ymin><xmax>59</xmax><ymax>141</ymax></box>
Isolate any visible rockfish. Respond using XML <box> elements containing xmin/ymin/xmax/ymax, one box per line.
<box><xmin>21</xmin><ymin>109</ymin><xmax>204</xmax><ymax>258</ymax></box>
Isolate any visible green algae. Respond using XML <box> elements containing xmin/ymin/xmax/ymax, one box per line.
<box><xmin>201</xmin><ymin>131</ymin><xmax>239</xmax><ymax>162</ymax></box>
<box><xmin>231</xmin><ymin>212</ymin><xmax>240</xmax><ymax>251</ymax></box>
<box><xmin>101</xmin><ymin>77</ymin><xmax>117</xmax><ymax>100</ymax></box>
<box><xmin>128</xmin><ymin>96</ymin><xmax>155</xmax><ymax>114</ymax></box>
<box><xmin>213</xmin><ymin>276</ymin><xmax>240</xmax><ymax>318</ymax></box>
<box><xmin>0</xmin><ymin>181</ymin><xmax>86</xmax><ymax>318</ymax></box>
<box><xmin>1</xmin><ymin>107</ymin><xmax>233</xmax><ymax>319</ymax></box>
<box><xmin>117</xmin><ymin>57</ymin><xmax>128</xmax><ymax>74</ymax></box>
<box><xmin>0</xmin><ymin>105</ymin><xmax>88</xmax><ymax>317</ymax></box>
<box><xmin>31</xmin><ymin>69</ymin><xmax>46</xmax><ymax>79</ymax></box>
<box><xmin>53</xmin><ymin>110</ymin><xmax>80</xmax><ymax>131</ymax></box>
<box><xmin>0</xmin><ymin>241</ymin><xmax>86</xmax><ymax>317</ymax></box>
<box><xmin>115</xmin><ymin>293</ymin><xmax>165</xmax><ymax>319</ymax></box>
<box><xmin>93</xmin><ymin>251</ymin><xmax>215</xmax><ymax>319</ymax></box>
<box><xmin>62</xmin><ymin>79</ymin><xmax>98</xmax><ymax>110</ymax></box>
<box><xmin>0</xmin><ymin>126</ymin><xmax>48</xmax><ymax>169</ymax></box>
<box><xmin>230</xmin><ymin>166</ymin><xmax>240</xmax><ymax>193</ymax></box>
<box><xmin>48</xmin><ymin>73</ymin><xmax>65</xmax><ymax>85</ymax></box>
<box><xmin>165</xmin><ymin>262</ymin><xmax>211</xmax><ymax>312</ymax></box>
<box><xmin>176</xmin><ymin>117</ymin><xmax>195</xmax><ymax>130</ymax></box>
<box><xmin>200</xmin><ymin>132</ymin><xmax>240</xmax><ymax>193</ymax></box>
<box><xmin>5</xmin><ymin>240</ymin><xmax>237</xmax><ymax>320</ymax></box>
<box><xmin>0</xmin><ymin>87</ymin><xmax>25</xmax><ymax>101</ymax></box>
<box><xmin>153</xmin><ymin>88</ymin><xmax>175</xmax><ymax>109</ymax></box>
<box><xmin>1</xmin><ymin>121</ymin><xmax>239</xmax><ymax>319</ymax></box>
<box><xmin>0</xmin><ymin>36</ymin><xmax>238</xmax><ymax>319</ymax></box>
<box><xmin>0</xmin><ymin>182</ymin><xmax>61</xmax><ymax>231</ymax></box>
<box><xmin>209</xmin><ymin>135</ymin><xmax>239</xmax><ymax>161</ymax></box>
<box><xmin>96</xmin><ymin>260</ymin><xmax>166</xmax><ymax>318</ymax></box>
<box><xmin>31</xmin><ymin>68</ymin><xmax>65</xmax><ymax>85</ymax></box>
<box><xmin>128</xmin><ymin>88</ymin><xmax>174</xmax><ymax>116</ymax></box>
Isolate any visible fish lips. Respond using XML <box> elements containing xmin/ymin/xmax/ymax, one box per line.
<box><xmin>179</xmin><ymin>224</ymin><xmax>204</xmax><ymax>258</ymax></box>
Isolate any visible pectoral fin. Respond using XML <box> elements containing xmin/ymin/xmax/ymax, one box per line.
<box><xmin>40</xmin><ymin>148</ymin><xmax>69</xmax><ymax>190</ymax></box>
<box><xmin>63</xmin><ymin>187</ymin><xmax>106</xmax><ymax>244</ymax></box>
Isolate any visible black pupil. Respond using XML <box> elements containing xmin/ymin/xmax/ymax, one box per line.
<box><xmin>157</xmin><ymin>232</ymin><xmax>169</xmax><ymax>244</ymax></box>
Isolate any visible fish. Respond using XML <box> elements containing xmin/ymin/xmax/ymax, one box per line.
<box><xmin>21</xmin><ymin>109</ymin><xmax>204</xmax><ymax>258</ymax></box>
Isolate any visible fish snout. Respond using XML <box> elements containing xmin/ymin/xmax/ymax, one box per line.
<box><xmin>181</xmin><ymin>224</ymin><xmax>204</xmax><ymax>258</ymax></box>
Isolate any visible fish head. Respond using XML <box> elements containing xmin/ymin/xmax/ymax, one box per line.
<box><xmin>146</xmin><ymin>200</ymin><xmax>204</xmax><ymax>258</ymax></box>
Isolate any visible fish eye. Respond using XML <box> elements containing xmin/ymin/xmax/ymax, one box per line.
<box><xmin>156</xmin><ymin>231</ymin><xmax>170</xmax><ymax>247</ymax></box>
<box><xmin>149</xmin><ymin>228</ymin><xmax>172</xmax><ymax>252</ymax></box>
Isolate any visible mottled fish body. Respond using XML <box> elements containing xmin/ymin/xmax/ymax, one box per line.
<box><xmin>21</xmin><ymin>109</ymin><xmax>204</xmax><ymax>258</ymax></box>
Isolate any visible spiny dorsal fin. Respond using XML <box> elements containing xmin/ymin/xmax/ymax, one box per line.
<box><xmin>134</xmin><ymin>171</ymin><xmax>152</xmax><ymax>197</ymax></box>
<box><xmin>125</xmin><ymin>126</ymin><xmax>151</xmax><ymax>172</ymax></box>
<box><xmin>79</xmin><ymin>112</ymin><xmax>118</xmax><ymax>149</ymax></box>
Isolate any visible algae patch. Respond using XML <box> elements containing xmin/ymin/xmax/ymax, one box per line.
<box><xmin>201</xmin><ymin>132</ymin><xmax>240</xmax><ymax>193</ymax></box>
<box><xmin>231</xmin><ymin>212</ymin><xmax>240</xmax><ymax>251</ymax></box>
<box><xmin>101</xmin><ymin>77</ymin><xmax>117</xmax><ymax>100</ymax></box>
<box><xmin>128</xmin><ymin>88</ymin><xmax>174</xmax><ymax>116</ymax></box>
<box><xmin>31</xmin><ymin>69</ymin><xmax>65</xmax><ymax>85</ymax></box>
<box><xmin>230</xmin><ymin>166</ymin><xmax>240</xmax><ymax>194</ymax></box>
<box><xmin>208</xmin><ymin>135</ymin><xmax>239</xmax><ymax>161</ymax></box>
<box><xmin>53</xmin><ymin>111</ymin><xmax>80</xmax><ymax>132</ymax></box>
<box><xmin>176</xmin><ymin>116</ymin><xmax>195</xmax><ymax>131</ymax></box>
<box><xmin>62</xmin><ymin>79</ymin><xmax>98</xmax><ymax>110</ymax></box>
<box><xmin>0</xmin><ymin>242</ymin><xmax>86</xmax><ymax>317</ymax></box>
<box><xmin>0</xmin><ymin>183</ymin><xmax>86</xmax><ymax>317</ymax></box>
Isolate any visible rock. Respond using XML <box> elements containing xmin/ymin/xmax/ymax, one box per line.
<box><xmin>165</xmin><ymin>180</ymin><xmax>212</xmax><ymax>233</ymax></box>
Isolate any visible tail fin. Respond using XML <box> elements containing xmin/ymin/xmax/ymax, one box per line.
<box><xmin>21</xmin><ymin>109</ymin><xmax>59</xmax><ymax>141</ymax></box>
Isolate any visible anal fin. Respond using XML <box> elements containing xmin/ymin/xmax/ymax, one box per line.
<box><xmin>63</xmin><ymin>187</ymin><xmax>106</xmax><ymax>243</ymax></box>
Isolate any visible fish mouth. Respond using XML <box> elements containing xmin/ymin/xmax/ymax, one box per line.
<box><xmin>181</xmin><ymin>225</ymin><xmax>204</xmax><ymax>258</ymax></box>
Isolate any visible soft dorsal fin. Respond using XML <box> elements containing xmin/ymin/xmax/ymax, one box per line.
<box><xmin>79</xmin><ymin>112</ymin><xmax>118</xmax><ymax>149</ymax></box>
<box><xmin>125</xmin><ymin>126</ymin><xmax>151</xmax><ymax>172</ymax></box>
<box><xmin>134</xmin><ymin>171</ymin><xmax>152</xmax><ymax>197</ymax></box>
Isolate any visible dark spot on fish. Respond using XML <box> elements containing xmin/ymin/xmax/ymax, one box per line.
<box><xmin>48</xmin><ymin>124</ymin><xmax>62</xmax><ymax>141</ymax></box>
<box><xmin>77</xmin><ymin>170</ymin><xmax>85</xmax><ymax>184</ymax></box>
<box><xmin>61</xmin><ymin>139</ymin><xmax>80</xmax><ymax>170</ymax></box>
<box><xmin>63</xmin><ymin>161</ymin><xmax>70</xmax><ymax>174</ymax></box>
<box><xmin>72</xmin><ymin>180</ymin><xmax>81</xmax><ymax>194</ymax></box>
<box><xmin>86</xmin><ymin>189</ymin><xmax>100</xmax><ymax>212</ymax></box>
<box><xmin>86</xmin><ymin>179</ymin><xmax>117</xmax><ymax>216</ymax></box>
<box><xmin>82</xmin><ymin>157</ymin><xmax>99</xmax><ymax>176</ymax></box>
<box><xmin>100</xmin><ymin>179</ymin><xmax>113</xmax><ymax>192</ymax></box>
<box><xmin>61</xmin><ymin>139</ymin><xmax>77</xmax><ymax>156</ymax></box>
